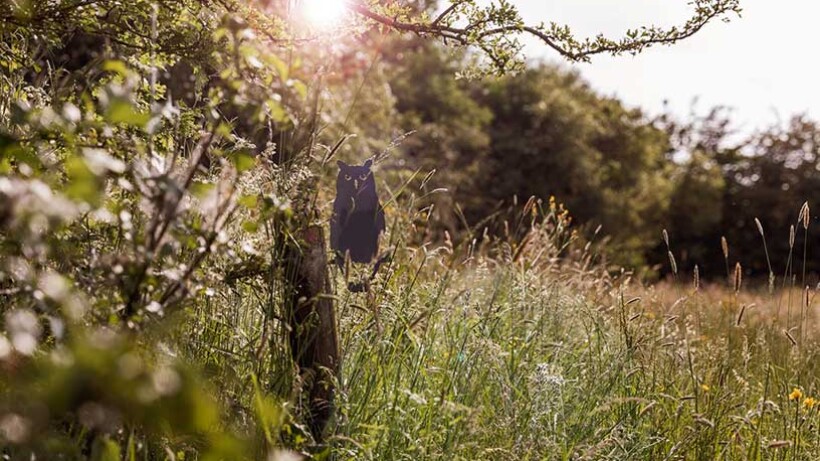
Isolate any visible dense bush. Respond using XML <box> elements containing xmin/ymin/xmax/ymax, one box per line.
<box><xmin>0</xmin><ymin>1</ymin><xmax>310</xmax><ymax>457</ymax></box>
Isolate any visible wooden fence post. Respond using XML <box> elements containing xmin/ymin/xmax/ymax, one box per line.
<box><xmin>284</xmin><ymin>224</ymin><xmax>339</xmax><ymax>442</ymax></box>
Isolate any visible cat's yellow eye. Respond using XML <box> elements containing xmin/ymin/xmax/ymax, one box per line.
<box><xmin>359</xmin><ymin>173</ymin><xmax>368</xmax><ymax>181</ymax></box>
<box><xmin>344</xmin><ymin>174</ymin><xmax>352</xmax><ymax>181</ymax></box>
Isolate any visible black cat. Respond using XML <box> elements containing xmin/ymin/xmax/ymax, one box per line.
<box><xmin>331</xmin><ymin>159</ymin><xmax>386</xmax><ymax>291</ymax></box>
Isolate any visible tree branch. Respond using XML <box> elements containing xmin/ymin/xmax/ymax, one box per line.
<box><xmin>431</xmin><ymin>1</ymin><xmax>462</xmax><ymax>27</ymax></box>
<box><xmin>345</xmin><ymin>0</ymin><xmax>742</xmax><ymax>66</ymax></box>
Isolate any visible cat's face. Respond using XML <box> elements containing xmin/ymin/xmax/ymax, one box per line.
<box><xmin>336</xmin><ymin>159</ymin><xmax>375</xmax><ymax>195</ymax></box>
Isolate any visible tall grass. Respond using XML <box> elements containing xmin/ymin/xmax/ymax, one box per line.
<box><xmin>171</xmin><ymin>193</ymin><xmax>820</xmax><ymax>459</ymax></box>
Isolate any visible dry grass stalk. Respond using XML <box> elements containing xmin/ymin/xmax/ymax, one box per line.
<box><xmin>789</xmin><ymin>225</ymin><xmax>795</xmax><ymax>249</ymax></box>
<box><xmin>736</xmin><ymin>304</ymin><xmax>747</xmax><ymax>326</ymax></box>
<box><xmin>522</xmin><ymin>195</ymin><xmax>537</xmax><ymax>218</ymax></box>
<box><xmin>733</xmin><ymin>263</ymin><xmax>742</xmax><ymax>293</ymax></box>
<box><xmin>754</xmin><ymin>217</ymin><xmax>765</xmax><ymax>237</ymax></box>
<box><xmin>768</xmin><ymin>440</ymin><xmax>792</xmax><ymax>449</ymax></box>
<box><xmin>805</xmin><ymin>285</ymin><xmax>810</xmax><ymax>310</ymax></box>
<box><xmin>784</xmin><ymin>329</ymin><xmax>798</xmax><ymax>346</ymax></box>
<box><xmin>668</xmin><ymin>251</ymin><xmax>678</xmax><ymax>275</ymax></box>
<box><xmin>800</xmin><ymin>201</ymin><xmax>810</xmax><ymax>229</ymax></box>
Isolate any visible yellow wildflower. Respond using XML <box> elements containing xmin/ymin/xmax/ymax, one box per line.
<box><xmin>701</xmin><ymin>384</ymin><xmax>710</xmax><ymax>393</ymax></box>
<box><xmin>789</xmin><ymin>388</ymin><xmax>803</xmax><ymax>401</ymax></box>
<box><xmin>804</xmin><ymin>397</ymin><xmax>817</xmax><ymax>409</ymax></box>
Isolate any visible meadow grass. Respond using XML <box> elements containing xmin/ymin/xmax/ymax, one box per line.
<box><xmin>178</xmin><ymin>200</ymin><xmax>820</xmax><ymax>460</ymax></box>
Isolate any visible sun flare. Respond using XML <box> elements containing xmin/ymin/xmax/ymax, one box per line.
<box><xmin>301</xmin><ymin>0</ymin><xmax>348</xmax><ymax>28</ymax></box>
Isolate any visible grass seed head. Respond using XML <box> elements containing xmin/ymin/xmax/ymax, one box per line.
<box><xmin>523</xmin><ymin>195</ymin><xmax>537</xmax><ymax>218</ymax></box>
<box><xmin>733</xmin><ymin>262</ymin><xmax>742</xmax><ymax>293</ymax></box>
<box><xmin>667</xmin><ymin>251</ymin><xmax>677</xmax><ymax>275</ymax></box>
<box><xmin>754</xmin><ymin>217</ymin><xmax>764</xmax><ymax>237</ymax></box>
<box><xmin>805</xmin><ymin>285</ymin><xmax>811</xmax><ymax>309</ymax></box>
<box><xmin>721</xmin><ymin>236</ymin><xmax>729</xmax><ymax>259</ymax></box>
<box><xmin>800</xmin><ymin>201</ymin><xmax>810</xmax><ymax>229</ymax></box>
<box><xmin>789</xmin><ymin>225</ymin><xmax>795</xmax><ymax>248</ymax></box>
<box><xmin>736</xmin><ymin>304</ymin><xmax>746</xmax><ymax>326</ymax></box>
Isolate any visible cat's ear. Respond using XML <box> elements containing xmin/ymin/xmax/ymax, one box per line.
<box><xmin>363</xmin><ymin>158</ymin><xmax>373</xmax><ymax>169</ymax></box>
<box><xmin>337</xmin><ymin>160</ymin><xmax>349</xmax><ymax>169</ymax></box>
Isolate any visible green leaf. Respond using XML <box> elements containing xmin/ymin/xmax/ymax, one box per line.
<box><xmin>238</xmin><ymin>194</ymin><xmax>258</xmax><ymax>208</ymax></box>
<box><xmin>264</xmin><ymin>54</ymin><xmax>289</xmax><ymax>81</ymax></box>
<box><xmin>267</xmin><ymin>99</ymin><xmax>287</xmax><ymax>123</ymax></box>
<box><xmin>190</xmin><ymin>181</ymin><xmax>216</xmax><ymax>198</ymax></box>
<box><xmin>65</xmin><ymin>156</ymin><xmax>102</xmax><ymax>205</ymax></box>
<box><xmin>291</xmin><ymin>80</ymin><xmax>308</xmax><ymax>100</ymax></box>
<box><xmin>91</xmin><ymin>436</ymin><xmax>121</xmax><ymax>461</ymax></box>
<box><xmin>216</xmin><ymin>122</ymin><xmax>233</xmax><ymax>138</ymax></box>
<box><xmin>229</xmin><ymin>150</ymin><xmax>256</xmax><ymax>173</ymax></box>
<box><xmin>105</xmin><ymin>99</ymin><xmax>151</xmax><ymax>128</ymax></box>
<box><xmin>0</xmin><ymin>133</ymin><xmax>38</xmax><ymax>170</ymax></box>
<box><xmin>102</xmin><ymin>60</ymin><xmax>130</xmax><ymax>77</ymax></box>
<box><xmin>242</xmin><ymin>220</ymin><xmax>259</xmax><ymax>232</ymax></box>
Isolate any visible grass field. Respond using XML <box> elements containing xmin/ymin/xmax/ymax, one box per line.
<box><xmin>176</xmin><ymin>200</ymin><xmax>820</xmax><ymax>460</ymax></box>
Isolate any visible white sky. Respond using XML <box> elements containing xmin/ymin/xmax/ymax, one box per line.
<box><xmin>511</xmin><ymin>0</ymin><xmax>820</xmax><ymax>133</ymax></box>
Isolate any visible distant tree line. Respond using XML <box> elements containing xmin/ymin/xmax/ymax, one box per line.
<box><xmin>355</xmin><ymin>38</ymin><xmax>820</xmax><ymax>281</ymax></box>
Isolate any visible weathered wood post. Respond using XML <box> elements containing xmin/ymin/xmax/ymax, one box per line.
<box><xmin>284</xmin><ymin>224</ymin><xmax>339</xmax><ymax>442</ymax></box>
